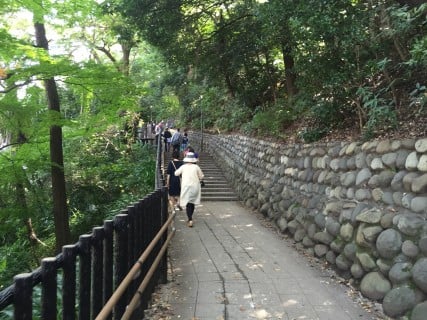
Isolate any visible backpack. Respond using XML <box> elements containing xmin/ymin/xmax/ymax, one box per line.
<box><xmin>171</xmin><ymin>132</ymin><xmax>181</xmax><ymax>145</ymax></box>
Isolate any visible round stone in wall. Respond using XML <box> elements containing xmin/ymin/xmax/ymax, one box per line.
<box><xmin>376</xmin><ymin>140</ymin><xmax>392</xmax><ymax>154</ymax></box>
<box><xmin>356</xmin><ymin>168</ymin><xmax>372</xmax><ymax>186</ymax></box>
<box><xmin>355</xmin><ymin>207</ymin><xmax>382</xmax><ymax>224</ymax></box>
<box><xmin>370</xmin><ymin>158</ymin><xmax>384</xmax><ymax>170</ymax></box>
<box><xmin>336</xmin><ymin>254</ymin><xmax>351</xmax><ymax>271</ymax></box>
<box><xmin>376</xmin><ymin>229</ymin><xmax>402</xmax><ymax>259</ymax></box>
<box><xmin>351</xmin><ymin>263</ymin><xmax>364</xmax><ymax>278</ymax></box>
<box><xmin>360</xmin><ymin>271</ymin><xmax>391</xmax><ymax>300</ymax></box>
<box><xmin>389</xmin><ymin>262</ymin><xmax>413</xmax><ymax>285</ymax></box>
<box><xmin>412</xmin><ymin>173</ymin><xmax>427</xmax><ymax>193</ymax></box>
<box><xmin>357</xmin><ymin>252</ymin><xmax>377</xmax><ymax>271</ymax></box>
<box><xmin>396</xmin><ymin>214</ymin><xmax>425</xmax><ymax>236</ymax></box>
<box><xmin>415</xmin><ymin>138</ymin><xmax>427</xmax><ymax>153</ymax></box>
<box><xmin>377</xmin><ymin>258</ymin><xmax>392</xmax><ymax>275</ymax></box>
<box><xmin>402</xmin><ymin>239</ymin><xmax>419</xmax><ymax>258</ymax></box>
<box><xmin>412</xmin><ymin>258</ymin><xmax>427</xmax><ymax>293</ymax></box>
<box><xmin>418</xmin><ymin>155</ymin><xmax>427</xmax><ymax>172</ymax></box>
<box><xmin>340</xmin><ymin>223</ymin><xmax>354</xmax><ymax>242</ymax></box>
<box><xmin>411</xmin><ymin>301</ymin><xmax>427</xmax><ymax>320</ymax></box>
<box><xmin>406</xmin><ymin>151</ymin><xmax>419</xmax><ymax>170</ymax></box>
<box><xmin>277</xmin><ymin>216</ymin><xmax>288</xmax><ymax>232</ymax></box>
<box><xmin>382</xmin><ymin>286</ymin><xmax>416</xmax><ymax>318</ymax></box>
<box><xmin>411</xmin><ymin>197</ymin><xmax>427</xmax><ymax>213</ymax></box>
<box><xmin>382</xmin><ymin>152</ymin><xmax>398</xmax><ymax>168</ymax></box>
<box><xmin>326</xmin><ymin>250</ymin><xmax>336</xmax><ymax>264</ymax></box>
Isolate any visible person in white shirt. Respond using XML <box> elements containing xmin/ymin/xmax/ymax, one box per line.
<box><xmin>174</xmin><ymin>152</ymin><xmax>204</xmax><ymax>227</ymax></box>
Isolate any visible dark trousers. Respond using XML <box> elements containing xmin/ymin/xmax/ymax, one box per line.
<box><xmin>172</xmin><ymin>143</ymin><xmax>180</xmax><ymax>152</ymax></box>
<box><xmin>186</xmin><ymin>203</ymin><xmax>195</xmax><ymax>221</ymax></box>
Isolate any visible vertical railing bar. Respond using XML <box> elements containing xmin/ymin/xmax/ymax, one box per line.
<box><xmin>13</xmin><ymin>273</ymin><xmax>33</xmax><ymax>320</ymax></box>
<box><xmin>62</xmin><ymin>244</ymin><xmax>77</xmax><ymax>320</ymax></box>
<box><xmin>41</xmin><ymin>257</ymin><xmax>57</xmax><ymax>319</ymax></box>
<box><xmin>92</xmin><ymin>227</ymin><xmax>105</xmax><ymax>318</ymax></box>
<box><xmin>103</xmin><ymin>220</ymin><xmax>114</xmax><ymax>320</ymax></box>
<box><xmin>159</xmin><ymin>186</ymin><xmax>168</xmax><ymax>284</ymax></box>
<box><xmin>113</xmin><ymin>213</ymin><xmax>129</xmax><ymax>320</ymax></box>
<box><xmin>79</xmin><ymin>234</ymin><xmax>92</xmax><ymax>320</ymax></box>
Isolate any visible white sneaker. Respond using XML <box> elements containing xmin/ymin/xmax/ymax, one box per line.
<box><xmin>188</xmin><ymin>220</ymin><xmax>193</xmax><ymax>227</ymax></box>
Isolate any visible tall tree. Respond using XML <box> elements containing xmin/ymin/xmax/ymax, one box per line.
<box><xmin>33</xmin><ymin>16</ymin><xmax>71</xmax><ymax>251</ymax></box>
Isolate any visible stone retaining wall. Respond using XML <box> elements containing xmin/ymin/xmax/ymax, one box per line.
<box><xmin>191</xmin><ymin>133</ymin><xmax>427</xmax><ymax>319</ymax></box>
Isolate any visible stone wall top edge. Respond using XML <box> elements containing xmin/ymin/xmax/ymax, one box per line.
<box><xmin>203</xmin><ymin>133</ymin><xmax>426</xmax><ymax>151</ymax></box>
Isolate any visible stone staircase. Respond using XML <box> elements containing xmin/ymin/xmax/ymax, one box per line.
<box><xmin>164</xmin><ymin>151</ymin><xmax>239</xmax><ymax>201</ymax></box>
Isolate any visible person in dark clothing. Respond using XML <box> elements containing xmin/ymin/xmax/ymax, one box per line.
<box><xmin>170</xmin><ymin>128</ymin><xmax>182</xmax><ymax>153</ymax></box>
<box><xmin>163</xmin><ymin>127</ymin><xmax>172</xmax><ymax>152</ymax></box>
<box><xmin>166</xmin><ymin>150</ymin><xmax>183</xmax><ymax>211</ymax></box>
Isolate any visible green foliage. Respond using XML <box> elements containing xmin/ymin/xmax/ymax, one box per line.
<box><xmin>357</xmin><ymin>86</ymin><xmax>397</xmax><ymax>140</ymax></box>
<box><xmin>298</xmin><ymin>127</ymin><xmax>328</xmax><ymax>144</ymax></box>
<box><xmin>409</xmin><ymin>82</ymin><xmax>427</xmax><ymax>114</ymax></box>
<box><xmin>0</xmin><ymin>236</ymin><xmax>46</xmax><ymax>290</ymax></box>
<box><xmin>65</xmin><ymin>133</ymin><xmax>156</xmax><ymax>238</ymax></box>
<box><xmin>243</xmin><ymin>102</ymin><xmax>297</xmax><ymax>137</ymax></box>
<box><xmin>0</xmin><ymin>0</ymin><xmax>158</xmax><ymax>290</ymax></box>
<box><xmin>113</xmin><ymin>0</ymin><xmax>426</xmax><ymax>143</ymax></box>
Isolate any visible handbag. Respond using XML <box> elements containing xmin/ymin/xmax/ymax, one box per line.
<box><xmin>171</xmin><ymin>161</ymin><xmax>181</xmax><ymax>186</ymax></box>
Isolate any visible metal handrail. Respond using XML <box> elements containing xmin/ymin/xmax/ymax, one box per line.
<box><xmin>121</xmin><ymin>228</ymin><xmax>174</xmax><ymax>320</ymax></box>
<box><xmin>95</xmin><ymin>210</ymin><xmax>176</xmax><ymax>319</ymax></box>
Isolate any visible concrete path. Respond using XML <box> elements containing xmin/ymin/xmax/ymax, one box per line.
<box><xmin>146</xmin><ymin>201</ymin><xmax>385</xmax><ymax>320</ymax></box>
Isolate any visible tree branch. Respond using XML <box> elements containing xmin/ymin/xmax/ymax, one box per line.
<box><xmin>0</xmin><ymin>79</ymin><xmax>32</xmax><ymax>94</ymax></box>
<box><xmin>95</xmin><ymin>45</ymin><xmax>117</xmax><ymax>63</ymax></box>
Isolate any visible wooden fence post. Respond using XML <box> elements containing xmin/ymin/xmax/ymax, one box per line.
<box><xmin>103</xmin><ymin>220</ymin><xmax>114</xmax><ymax>320</ymax></box>
<box><xmin>62</xmin><ymin>244</ymin><xmax>77</xmax><ymax>320</ymax></box>
<box><xmin>138</xmin><ymin>198</ymin><xmax>149</xmax><ymax>311</ymax></box>
<box><xmin>127</xmin><ymin>206</ymin><xmax>136</xmax><ymax>269</ymax></box>
<box><xmin>92</xmin><ymin>227</ymin><xmax>105</xmax><ymax>317</ymax></box>
<box><xmin>159</xmin><ymin>186</ymin><xmax>168</xmax><ymax>284</ymax></box>
<box><xmin>113</xmin><ymin>213</ymin><xmax>129</xmax><ymax>319</ymax></box>
<box><xmin>41</xmin><ymin>257</ymin><xmax>57</xmax><ymax>319</ymax></box>
<box><xmin>79</xmin><ymin>234</ymin><xmax>92</xmax><ymax>320</ymax></box>
<box><xmin>13</xmin><ymin>273</ymin><xmax>33</xmax><ymax>319</ymax></box>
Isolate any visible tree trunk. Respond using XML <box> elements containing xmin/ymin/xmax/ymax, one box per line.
<box><xmin>121</xmin><ymin>43</ymin><xmax>131</xmax><ymax>76</ymax></box>
<box><xmin>282</xmin><ymin>44</ymin><xmax>298</xmax><ymax>99</ymax></box>
<box><xmin>34</xmin><ymin>22</ymin><xmax>71</xmax><ymax>252</ymax></box>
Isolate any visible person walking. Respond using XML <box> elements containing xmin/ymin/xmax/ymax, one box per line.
<box><xmin>154</xmin><ymin>120</ymin><xmax>164</xmax><ymax>145</ymax></box>
<box><xmin>163</xmin><ymin>127</ymin><xmax>172</xmax><ymax>152</ymax></box>
<box><xmin>166</xmin><ymin>150</ymin><xmax>183</xmax><ymax>211</ymax></box>
<box><xmin>174</xmin><ymin>152</ymin><xmax>204</xmax><ymax>227</ymax></box>
<box><xmin>181</xmin><ymin>131</ymin><xmax>189</xmax><ymax>152</ymax></box>
<box><xmin>170</xmin><ymin>128</ymin><xmax>182</xmax><ymax>153</ymax></box>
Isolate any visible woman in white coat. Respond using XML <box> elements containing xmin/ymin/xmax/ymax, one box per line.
<box><xmin>174</xmin><ymin>152</ymin><xmax>204</xmax><ymax>227</ymax></box>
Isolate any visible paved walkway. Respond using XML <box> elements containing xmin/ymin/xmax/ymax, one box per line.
<box><xmin>146</xmin><ymin>201</ymin><xmax>385</xmax><ymax>320</ymax></box>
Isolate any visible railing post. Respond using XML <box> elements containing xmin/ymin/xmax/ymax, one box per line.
<box><xmin>41</xmin><ymin>257</ymin><xmax>57</xmax><ymax>320</ymax></box>
<box><xmin>103</xmin><ymin>220</ymin><xmax>114</xmax><ymax>320</ymax></box>
<box><xmin>138</xmin><ymin>198</ymin><xmax>150</xmax><ymax>311</ymax></box>
<box><xmin>159</xmin><ymin>186</ymin><xmax>168</xmax><ymax>284</ymax></box>
<box><xmin>13</xmin><ymin>273</ymin><xmax>33</xmax><ymax>319</ymax></box>
<box><xmin>113</xmin><ymin>213</ymin><xmax>129</xmax><ymax>319</ymax></box>
<box><xmin>79</xmin><ymin>234</ymin><xmax>92</xmax><ymax>320</ymax></box>
<box><xmin>92</xmin><ymin>227</ymin><xmax>105</xmax><ymax>317</ymax></box>
<box><xmin>127</xmin><ymin>206</ymin><xmax>136</xmax><ymax>268</ymax></box>
<box><xmin>62</xmin><ymin>245</ymin><xmax>77</xmax><ymax>320</ymax></box>
<box><xmin>134</xmin><ymin>200</ymin><xmax>144</xmax><ymax>257</ymax></box>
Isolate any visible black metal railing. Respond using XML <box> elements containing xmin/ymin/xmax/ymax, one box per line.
<box><xmin>0</xmin><ymin>134</ymin><xmax>170</xmax><ymax>319</ymax></box>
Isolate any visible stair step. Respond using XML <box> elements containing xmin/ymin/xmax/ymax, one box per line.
<box><xmin>164</xmin><ymin>151</ymin><xmax>239</xmax><ymax>202</ymax></box>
